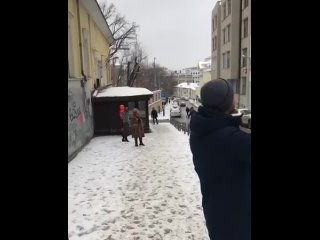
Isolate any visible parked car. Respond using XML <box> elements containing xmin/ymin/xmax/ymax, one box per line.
<box><xmin>231</xmin><ymin>108</ymin><xmax>247</xmax><ymax>117</ymax></box>
<box><xmin>231</xmin><ymin>108</ymin><xmax>251</xmax><ymax>129</ymax></box>
<box><xmin>170</xmin><ymin>105</ymin><xmax>181</xmax><ymax>117</ymax></box>
<box><xmin>173</xmin><ymin>100</ymin><xmax>180</xmax><ymax>106</ymax></box>
<box><xmin>241</xmin><ymin>112</ymin><xmax>251</xmax><ymax>129</ymax></box>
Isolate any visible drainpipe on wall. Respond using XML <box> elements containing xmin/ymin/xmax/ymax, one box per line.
<box><xmin>76</xmin><ymin>0</ymin><xmax>87</xmax><ymax>87</ymax></box>
<box><xmin>238</xmin><ymin>0</ymin><xmax>243</xmax><ymax>108</ymax></box>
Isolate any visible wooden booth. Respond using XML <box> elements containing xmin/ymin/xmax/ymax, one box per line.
<box><xmin>92</xmin><ymin>86</ymin><xmax>153</xmax><ymax>135</ymax></box>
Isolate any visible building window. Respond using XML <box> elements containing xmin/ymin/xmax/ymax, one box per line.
<box><xmin>212</xmin><ymin>41</ymin><xmax>214</xmax><ymax>52</ymax></box>
<box><xmin>223</xmin><ymin>3</ymin><xmax>227</xmax><ymax>19</ymax></box>
<box><xmin>223</xmin><ymin>25</ymin><xmax>231</xmax><ymax>44</ymax></box>
<box><xmin>212</xmin><ymin>37</ymin><xmax>214</xmax><ymax>51</ymax></box>
<box><xmin>236</xmin><ymin>79</ymin><xmax>240</xmax><ymax>94</ymax></box>
<box><xmin>222</xmin><ymin>52</ymin><xmax>230</xmax><ymax>69</ymax></box>
<box><xmin>95</xmin><ymin>78</ymin><xmax>101</xmax><ymax>89</ymax></box>
<box><xmin>241</xmin><ymin>77</ymin><xmax>247</xmax><ymax>95</ymax></box>
<box><xmin>212</xmin><ymin>19</ymin><xmax>215</xmax><ymax>31</ymax></box>
<box><xmin>212</xmin><ymin>57</ymin><xmax>216</xmax><ymax>71</ymax></box>
<box><xmin>97</xmin><ymin>59</ymin><xmax>103</xmax><ymax>79</ymax></box>
<box><xmin>243</xmin><ymin>18</ymin><xmax>249</xmax><ymax>38</ymax></box>
<box><xmin>226</xmin><ymin>51</ymin><xmax>230</xmax><ymax>69</ymax></box>
<box><xmin>82</xmin><ymin>28</ymin><xmax>90</xmax><ymax>76</ymax></box>
<box><xmin>214</xmin><ymin>16</ymin><xmax>218</xmax><ymax>29</ymax></box>
<box><xmin>244</xmin><ymin>0</ymin><xmax>249</xmax><ymax>9</ymax></box>
<box><xmin>242</xmin><ymin>48</ymin><xmax>248</xmax><ymax>67</ymax></box>
<box><xmin>215</xmin><ymin>36</ymin><xmax>217</xmax><ymax>50</ymax></box>
<box><xmin>227</xmin><ymin>0</ymin><xmax>231</xmax><ymax>16</ymax></box>
<box><xmin>223</xmin><ymin>28</ymin><xmax>225</xmax><ymax>44</ymax></box>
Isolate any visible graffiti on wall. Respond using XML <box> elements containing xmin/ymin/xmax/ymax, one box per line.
<box><xmin>68</xmin><ymin>80</ymin><xmax>94</xmax><ymax>160</ymax></box>
<box><xmin>69</xmin><ymin>102</ymin><xmax>86</xmax><ymax>125</ymax></box>
<box><xmin>69</xmin><ymin>102</ymin><xmax>81</xmax><ymax>122</ymax></box>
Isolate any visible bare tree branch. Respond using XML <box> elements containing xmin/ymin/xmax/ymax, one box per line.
<box><xmin>99</xmin><ymin>1</ymin><xmax>139</xmax><ymax>63</ymax></box>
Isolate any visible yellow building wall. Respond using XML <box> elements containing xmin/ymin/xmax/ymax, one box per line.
<box><xmin>68</xmin><ymin>0</ymin><xmax>82</xmax><ymax>78</ymax></box>
<box><xmin>68</xmin><ymin>0</ymin><xmax>111</xmax><ymax>90</ymax></box>
<box><xmin>88</xmin><ymin>17</ymin><xmax>110</xmax><ymax>88</ymax></box>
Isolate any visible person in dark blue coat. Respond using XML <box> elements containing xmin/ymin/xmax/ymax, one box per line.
<box><xmin>190</xmin><ymin>79</ymin><xmax>251</xmax><ymax>240</ymax></box>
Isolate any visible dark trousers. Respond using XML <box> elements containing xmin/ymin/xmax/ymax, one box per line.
<box><xmin>134</xmin><ymin>137</ymin><xmax>143</xmax><ymax>146</ymax></box>
<box><xmin>152</xmin><ymin>117</ymin><xmax>158</xmax><ymax>124</ymax></box>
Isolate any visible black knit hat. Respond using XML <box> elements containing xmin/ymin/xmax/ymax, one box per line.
<box><xmin>200</xmin><ymin>79</ymin><xmax>234</xmax><ymax>112</ymax></box>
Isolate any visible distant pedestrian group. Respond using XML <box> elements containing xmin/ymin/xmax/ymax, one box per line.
<box><xmin>120</xmin><ymin>106</ymin><xmax>145</xmax><ymax>147</ymax></box>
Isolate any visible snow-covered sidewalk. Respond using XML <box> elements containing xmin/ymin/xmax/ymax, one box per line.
<box><xmin>68</xmin><ymin>123</ymin><xmax>209</xmax><ymax>240</ymax></box>
<box><xmin>148</xmin><ymin>103</ymin><xmax>172</xmax><ymax>122</ymax></box>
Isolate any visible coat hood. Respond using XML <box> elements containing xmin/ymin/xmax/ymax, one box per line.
<box><xmin>190</xmin><ymin>106</ymin><xmax>242</xmax><ymax>137</ymax></box>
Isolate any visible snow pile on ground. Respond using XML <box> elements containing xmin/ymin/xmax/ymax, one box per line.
<box><xmin>68</xmin><ymin>123</ymin><xmax>209</xmax><ymax>240</ymax></box>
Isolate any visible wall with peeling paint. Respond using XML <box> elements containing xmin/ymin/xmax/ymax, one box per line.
<box><xmin>68</xmin><ymin>79</ymin><xmax>93</xmax><ymax>160</ymax></box>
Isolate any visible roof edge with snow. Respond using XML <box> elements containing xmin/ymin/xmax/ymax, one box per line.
<box><xmin>94</xmin><ymin>86</ymin><xmax>153</xmax><ymax>98</ymax></box>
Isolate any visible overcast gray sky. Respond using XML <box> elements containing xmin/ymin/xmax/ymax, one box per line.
<box><xmin>100</xmin><ymin>0</ymin><xmax>217</xmax><ymax>71</ymax></box>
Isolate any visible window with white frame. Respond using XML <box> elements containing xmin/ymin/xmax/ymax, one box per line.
<box><xmin>227</xmin><ymin>24</ymin><xmax>231</xmax><ymax>42</ymax></box>
<box><xmin>241</xmin><ymin>77</ymin><xmax>247</xmax><ymax>95</ymax></box>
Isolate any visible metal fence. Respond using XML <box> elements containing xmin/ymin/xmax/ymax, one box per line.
<box><xmin>169</xmin><ymin>118</ymin><xmax>190</xmax><ymax>135</ymax></box>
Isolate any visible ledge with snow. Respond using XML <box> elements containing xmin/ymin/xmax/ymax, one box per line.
<box><xmin>92</xmin><ymin>86</ymin><xmax>153</xmax><ymax>135</ymax></box>
<box><xmin>93</xmin><ymin>86</ymin><xmax>153</xmax><ymax>99</ymax></box>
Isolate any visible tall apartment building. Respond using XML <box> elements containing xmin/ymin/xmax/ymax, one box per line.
<box><xmin>176</xmin><ymin>67</ymin><xmax>200</xmax><ymax>84</ymax></box>
<box><xmin>185</xmin><ymin>67</ymin><xmax>201</xmax><ymax>84</ymax></box>
<box><xmin>211</xmin><ymin>2</ymin><xmax>221</xmax><ymax>80</ymax></box>
<box><xmin>240</xmin><ymin>0</ymin><xmax>251</xmax><ymax>109</ymax></box>
<box><xmin>211</xmin><ymin>0</ymin><xmax>251</xmax><ymax>109</ymax></box>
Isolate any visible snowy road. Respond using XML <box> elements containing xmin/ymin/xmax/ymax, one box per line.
<box><xmin>68</xmin><ymin>123</ymin><xmax>209</xmax><ymax>240</ymax></box>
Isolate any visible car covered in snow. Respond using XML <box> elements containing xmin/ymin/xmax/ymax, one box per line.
<box><xmin>180</xmin><ymin>101</ymin><xmax>186</xmax><ymax>107</ymax></box>
<box><xmin>241</xmin><ymin>110</ymin><xmax>251</xmax><ymax>129</ymax></box>
<box><xmin>231</xmin><ymin>108</ymin><xmax>251</xmax><ymax>129</ymax></box>
<box><xmin>170</xmin><ymin>105</ymin><xmax>181</xmax><ymax>118</ymax></box>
